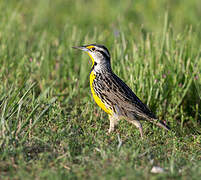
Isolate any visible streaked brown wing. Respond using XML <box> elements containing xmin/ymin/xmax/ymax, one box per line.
<box><xmin>101</xmin><ymin>72</ymin><xmax>157</xmax><ymax>120</ymax></box>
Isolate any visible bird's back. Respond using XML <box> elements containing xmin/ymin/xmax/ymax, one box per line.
<box><xmin>92</xmin><ymin>70</ymin><xmax>157</xmax><ymax>121</ymax></box>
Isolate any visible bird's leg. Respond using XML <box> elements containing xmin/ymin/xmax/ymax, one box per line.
<box><xmin>108</xmin><ymin>115</ymin><xmax>119</xmax><ymax>133</ymax></box>
<box><xmin>128</xmin><ymin>120</ymin><xmax>144</xmax><ymax>138</ymax></box>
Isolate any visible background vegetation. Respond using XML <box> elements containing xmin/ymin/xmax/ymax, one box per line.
<box><xmin>0</xmin><ymin>0</ymin><xmax>201</xmax><ymax>179</ymax></box>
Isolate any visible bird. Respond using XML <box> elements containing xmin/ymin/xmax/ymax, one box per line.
<box><xmin>73</xmin><ymin>44</ymin><xmax>170</xmax><ymax>138</ymax></box>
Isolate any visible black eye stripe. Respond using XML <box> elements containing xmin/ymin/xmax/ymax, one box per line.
<box><xmin>96</xmin><ymin>50</ymin><xmax>110</xmax><ymax>58</ymax></box>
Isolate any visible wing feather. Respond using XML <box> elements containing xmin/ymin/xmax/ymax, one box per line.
<box><xmin>101</xmin><ymin>72</ymin><xmax>157</xmax><ymax>120</ymax></box>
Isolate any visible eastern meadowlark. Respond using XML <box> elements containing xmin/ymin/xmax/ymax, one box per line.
<box><xmin>73</xmin><ymin>44</ymin><xmax>170</xmax><ymax>137</ymax></box>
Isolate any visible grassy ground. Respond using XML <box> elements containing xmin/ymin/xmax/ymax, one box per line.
<box><xmin>0</xmin><ymin>0</ymin><xmax>201</xmax><ymax>179</ymax></box>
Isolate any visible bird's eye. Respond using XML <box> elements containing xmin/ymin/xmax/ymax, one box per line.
<box><xmin>91</xmin><ymin>47</ymin><xmax>95</xmax><ymax>51</ymax></box>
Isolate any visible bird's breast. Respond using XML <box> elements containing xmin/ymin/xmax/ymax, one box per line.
<box><xmin>89</xmin><ymin>71</ymin><xmax>113</xmax><ymax>115</ymax></box>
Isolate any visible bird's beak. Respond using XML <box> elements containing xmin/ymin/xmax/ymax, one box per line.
<box><xmin>72</xmin><ymin>46</ymin><xmax>89</xmax><ymax>52</ymax></box>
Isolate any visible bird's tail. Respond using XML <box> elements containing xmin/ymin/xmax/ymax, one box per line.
<box><xmin>155</xmin><ymin>120</ymin><xmax>170</xmax><ymax>131</ymax></box>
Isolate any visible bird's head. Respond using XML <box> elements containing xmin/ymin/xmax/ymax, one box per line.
<box><xmin>73</xmin><ymin>44</ymin><xmax>111</xmax><ymax>70</ymax></box>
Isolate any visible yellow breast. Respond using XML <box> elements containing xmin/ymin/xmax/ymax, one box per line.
<box><xmin>90</xmin><ymin>71</ymin><xmax>113</xmax><ymax>115</ymax></box>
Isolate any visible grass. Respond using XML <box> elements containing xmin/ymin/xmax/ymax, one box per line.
<box><xmin>0</xmin><ymin>0</ymin><xmax>201</xmax><ymax>179</ymax></box>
